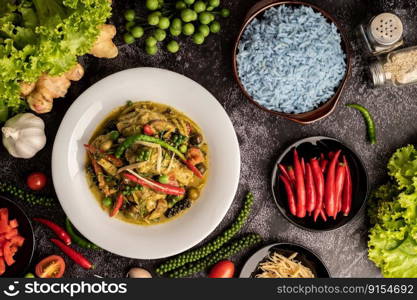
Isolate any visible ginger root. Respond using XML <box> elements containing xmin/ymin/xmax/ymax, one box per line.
<box><xmin>90</xmin><ymin>24</ymin><xmax>118</xmax><ymax>59</ymax></box>
<box><xmin>22</xmin><ymin>63</ymin><xmax>85</xmax><ymax>114</ymax></box>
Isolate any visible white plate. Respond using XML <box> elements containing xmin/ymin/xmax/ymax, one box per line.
<box><xmin>52</xmin><ymin>68</ymin><xmax>240</xmax><ymax>259</ymax></box>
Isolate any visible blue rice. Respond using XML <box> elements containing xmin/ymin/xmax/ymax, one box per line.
<box><xmin>237</xmin><ymin>5</ymin><xmax>346</xmax><ymax>114</ymax></box>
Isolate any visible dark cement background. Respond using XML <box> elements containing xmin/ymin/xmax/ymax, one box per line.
<box><xmin>1</xmin><ymin>0</ymin><xmax>416</xmax><ymax>278</ymax></box>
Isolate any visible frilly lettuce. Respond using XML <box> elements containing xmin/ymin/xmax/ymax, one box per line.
<box><xmin>0</xmin><ymin>0</ymin><xmax>112</xmax><ymax>119</ymax></box>
<box><xmin>369</xmin><ymin>145</ymin><xmax>417</xmax><ymax>277</ymax></box>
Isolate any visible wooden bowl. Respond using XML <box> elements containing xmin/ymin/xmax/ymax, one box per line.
<box><xmin>232</xmin><ymin>0</ymin><xmax>352</xmax><ymax>124</ymax></box>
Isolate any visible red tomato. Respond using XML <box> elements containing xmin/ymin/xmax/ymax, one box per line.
<box><xmin>27</xmin><ymin>172</ymin><xmax>47</xmax><ymax>191</ymax></box>
<box><xmin>143</xmin><ymin>124</ymin><xmax>155</xmax><ymax>136</ymax></box>
<box><xmin>35</xmin><ymin>255</ymin><xmax>65</xmax><ymax>278</ymax></box>
<box><xmin>208</xmin><ymin>260</ymin><xmax>235</xmax><ymax>278</ymax></box>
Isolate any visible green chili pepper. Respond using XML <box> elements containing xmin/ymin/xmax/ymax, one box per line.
<box><xmin>65</xmin><ymin>218</ymin><xmax>100</xmax><ymax>250</ymax></box>
<box><xmin>346</xmin><ymin>104</ymin><xmax>376</xmax><ymax>145</ymax></box>
<box><xmin>115</xmin><ymin>134</ymin><xmax>186</xmax><ymax>160</ymax></box>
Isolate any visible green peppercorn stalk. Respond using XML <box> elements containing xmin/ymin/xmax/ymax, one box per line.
<box><xmin>156</xmin><ymin>192</ymin><xmax>254</xmax><ymax>275</ymax></box>
<box><xmin>0</xmin><ymin>182</ymin><xmax>55</xmax><ymax>207</ymax></box>
<box><xmin>167</xmin><ymin>233</ymin><xmax>262</xmax><ymax>278</ymax></box>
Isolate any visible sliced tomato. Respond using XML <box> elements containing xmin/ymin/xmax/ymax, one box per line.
<box><xmin>208</xmin><ymin>260</ymin><xmax>235</xmax><ymax>278</ymax></box>
<box><xmin>8</xmin><ymin>219</ymin><xmax>18</xmax><ymax>229</ymax></box>
<box><xmin>35</xmin><ymin>255</ymin><xmax>65</xmax><ymax>278</ymax></box>
<box><xmin>0</xmin><ymin>257</ymin><xmax>5</xmax><ymax>276</ymax></box>
<box><xmin>3</xmin><ymin>241</ymin><xmax>15</xmax><ymax>266</ymax></box>
<box><xmin>0</xmin><ymin>208</ymin><xmax>9</xmax><ymax>233</ymax></box>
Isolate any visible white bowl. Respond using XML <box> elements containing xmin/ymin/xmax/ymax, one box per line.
<box><xmin>52</xmin><ymin>67</ymin><xmax>240</xmax><ymax>259</ymax></box>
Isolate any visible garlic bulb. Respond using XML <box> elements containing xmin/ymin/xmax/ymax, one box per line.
<box><xmin>1</xmin><ymin>113</ymin><xmax>46</xmax><ymax>159</ymax></box>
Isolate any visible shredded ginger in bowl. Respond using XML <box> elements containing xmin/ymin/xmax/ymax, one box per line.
<box><xmin>255</xmin><ymin>252</ymin><xmax>315</xmax><ymax>278</ymax></box>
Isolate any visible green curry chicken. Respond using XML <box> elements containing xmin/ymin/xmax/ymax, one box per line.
<box><xmin>85</xmin><ymin>101</ymin><xmax>208</xmax><ymax>225</ymax></box>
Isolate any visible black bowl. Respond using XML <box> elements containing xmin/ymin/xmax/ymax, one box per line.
<box><xmin>0</xmin><ymin>196</ymin><xmax>35</xmax><ymax>277</ymax></box>
<box><xmin>240</xmin><ymin>242</ymin><xmax>330</xmax><ymax>278</ymax></box>
<box><xmin>271</xmin><ymin>136</ymin><xmax>369</xmax><ymax>231</ymax></box>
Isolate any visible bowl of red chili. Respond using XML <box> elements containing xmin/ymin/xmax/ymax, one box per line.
<box><xmin>0</xmin><ymin>196</ymin><xmax>35</xmax><ymax>277</ymax></box>
<box><xmin>271</xmin><ymin>136</ymin><xmax>368</xmax><ymax>231</ymax></box>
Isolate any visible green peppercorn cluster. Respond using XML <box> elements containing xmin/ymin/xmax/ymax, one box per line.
<box><xmin>167</xmin><ymin>233</ymin><xmax>261</xmax><ymax>278</ymax></box>
<box><xmin>156</xmin><ymin>192</ymin><xmax>254</xmax><ymax>275</ymax></box>
<box><xmin>170</xmin><ymin>133</ymin><xmax>186</xmax><ymax>148</ymax></box>
<box><xmin>0</xmin><ymin>182</ymin><xmax>55</xmax><ymax>207</ymax></box>
<box><xmin>137</xmin><ymin>148</ymin><xmax>151</xmax><ymax>162</ymax></box>
<box><xmin>165</xmin><ymin>198</ymin><xmax>191</xmax><ymax>218</ymax></box>
<box><xmin>122</xmin><ymin>0</ymin><xmax>231</xmax><ymax>55</ymax></box>
<box><xmin>122</xmin><ymin>184</ymin><xmax>143</xmax><ymax>196</ymax></box>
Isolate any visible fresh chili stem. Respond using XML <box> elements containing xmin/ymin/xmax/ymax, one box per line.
<box><xmin>305</xmin><ymin>163</ymin><xmax>316</xmax><ymax>215</ymax></box>
<box><xmin>115</xmin><ymin>134</ymin><xmax>186</xmax><ymax>161</ymax></box>
<box><xmin>342</xmin><ymin>156</ymin><xmax>352</xmax><ymax>216</ymax></box>
<box><xmin>293</xmin><ymin>149</ymin><xmax>306</xmax><ymax>218</ymax></box>
<box><xmin>324</xmin><ymin>150</ymin><xmax>341</xmax><ymax>218</ymax></box>
<box><xmin>346</xmin><ymin>104</ymin><xmax>376</xmax><ymax>145</ymax></box>
<box><xmin>311</xmin><ymin>158</ymin><xmax>325</xmax><ymax>222</ymax></box>
<box><xmin>50</xmin><ymin>238</ymin><xmax>93</xmax><ymax>270</ymax></box>
<box><xmin>279</xmin><ymin>175</ymin><xmax>297</xmax><ymax>216</ymax></box>
<box><xmin>110</xmin><ymin>194</ymin><xmax>124</xmax><ymax>217</ymax></box>
<box><xmin>123</xmin><ymin>172</ymin><xmax>185</xmax><ymax>196</ymax></box>
<box><xmin>278</xmin><ymin>164</ymin><xmax>291</xmax><ymax>182</ymax></box>
<box><xmin>33</xmin><ymin>218</ymin><xmax>71</xmax><ymax>245</ymax></box>
<box><xmin>65</xmin><ymin>218</ymin><xmax>100</xmax><ymax>250</ymax></box>
<box><xmin>287</xmin><ymin>166</ymin><xmax>296</xmax><ymax>184</ymax></box>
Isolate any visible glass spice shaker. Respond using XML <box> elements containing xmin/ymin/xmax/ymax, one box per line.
<box><xmin>369</xmin><ymin>46</ymin><xmax>417</xmax><ymax>87</ymax></box>
<box><xmin>358</xmin><ymin>12</ymin><xmax>404</xmax><ymax>56</ymax></box>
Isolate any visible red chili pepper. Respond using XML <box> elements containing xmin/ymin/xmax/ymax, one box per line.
<box><xmin>143</xmin><ymin>124</ymin><xmax>155</xmax><ymax>136</ymax></box>
<box><xmin>328</xmin><ymin>151</ymin><xmax>335</xmax><ymax>159</ymax></box>
<box><xmin>278</xmin><ymin>164</ymin><xmax>291</xmax><ymax>182</ymax></box>
<box><xmin>287</xmin><ymin>166</ymin><xmax>296</xmax><ymax>184</ymax></box>
<box><xmin>342</xmin><ymin>156</ymin><xmax>352</xmax><ymax>216</ymax></box>
<box><xmin>279</xmin><ymin>175</ymin><xmax>297</xmax><ymax>216</ymax></box>
<box><xmin>320</xmin><ymin>210</ymin><xmax>327</xmax><ymax>222</ymax></box>
<box><xmin>301</xmin><ymin>158</ymin><xmax>306</xmax><ymax>175</ymax></box>
<box><xmin>50</xmin><ymin>238</ymin><xmax>93</xmax><ymax>269</ymax></box>
<box><xmin>123</xmin><ymin>173</ymin><xmax>185</xmax><ymax>195</ymax></box>
<box><xmin>305</xmin><ymin>163</ymin><xmax>316</xmax><ymax>215</ymax></box>
<box><xmin>311</xmin><ymin>158</ymin><xmax>324</xmax><ymax>222</ymax></box>
<box><xmin>110</xmin><ymin>194</ymin><xmax>124</xmax><ymax>217</ymax></box>
<box><xmin>293</xmin><ymin>149</ymin><xmax>306</xmax><ymax>218</ymax></box>
<box><xmin>33</xmin><ymin>218</ymin><xmax>71</xmax><ymax>245</ymax></box>
<box><xmin>334</xmin><ymin>163</ymin><xmax>346</xmax><ymax>218</ymax></box>
<box><xmin>324</xmin><ymin>150</ymin><xmax>341</xmax><ymax>218</ymax></box>
<box><xmin>320</xmin><ymin>159</ymin><xmax>328</xmax><ymax>173</ymax></box>
<box><xmin>184</xmin><ymin>160</ymin><xmax>203</xmax><ymax>178</ymax></box>
<box><xmin>84</xmin><ymin>144</ymin><xmax>123</xmax><ymax>167</ymax></box>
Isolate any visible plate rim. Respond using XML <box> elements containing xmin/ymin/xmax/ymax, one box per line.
<box><xmin>51</xmin><ymin>67</ymin><xmax>241</xmax><ymax>259</ymax></box>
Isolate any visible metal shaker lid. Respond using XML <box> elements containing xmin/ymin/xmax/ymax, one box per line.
<box><xmin>369</xmin><ymin>13</ymin><xmax>403</xmax><ymax>46</ymax></box>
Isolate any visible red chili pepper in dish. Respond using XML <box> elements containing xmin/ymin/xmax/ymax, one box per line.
<box><xmin>334</xmin><ymin>163</ymin><xmax>346</xmax><ymax>218</ymax></box>
<box><xmin>33</xmin><ymin>218</ymin><xmax>71</xmax><ymax>245</ymax></box>
<box><xmin>328</xmin><ymin>151</ymin><xmax>335</xmax><ymax>160</ymax></box>
<box><xmin>341</xmin><ymin>156</ymin><xmax>352</xmax><ymax>216</ymax></box>
<box><xmin>123</xmin><ymin>172</ymin><xmax>186</xmax><ymax>196</ymax></box>
<box><xmin>287</xmin><ymin>166</ymin><xmax>296</xmax><ymax>184</ymax></box>
<box><xmin>84</xmin><ymin>144</ymin><xmax>123</xmax><ymax>167</ymax></box>
<box><xmin>320</xmin><ymin>159</ymin><xmax>328</xmax><ymax>173</ymax></box>
<box><xmin>293</xmin><ymin>149</ymin><xmax>306</xmax><ymax>218</ymax></box>
<box><xmin>311</xmin><ymin>158</ymin><xmax>324</xmax><ymax>222</ymax></box>
<box><xmin>278</xmin><ymin>164</ymin><xmax>291</xmax><ymax>182</ymax></box>
<box><xmin>184</xmin><ymin>160</ymin><xmax>203</xmax><ymax>179</ymax></box>
<box><xmin>110</xmin><ymin>193</ymin><xmax>124</xmax><ymax>217</ymax></box>
<box><xmin>50</xmin><ymin>238</ymin><xmax>93</xmax><ymax>270</ymax></box>
<box><xmin>143</xmin><ymin>124</ymin><xmax>155</xmax><ymax>136</ymax></box>
<box><xmin>279</xmin><ymin>175</ymin><xmax>297</xmax><ymax>216</ymax></box>
<box><xmin>305</xmin><ymin>163</ymin><xmax>316</xmax><ymax>215</ymax></box>
<box><xmin>301</xmin><ymin>158</ymin><xmax>306</xmax><ymax>175</ymax></box>
<box><xmin>324</xmin><ymin>150</ymin><xmax>341</xmax><ymax>218</ymax></box>
<box><xmin>320</xmin><ymin>210</ymin><xmax>327</xmax><ymax>222</ymax></box>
